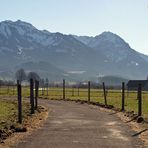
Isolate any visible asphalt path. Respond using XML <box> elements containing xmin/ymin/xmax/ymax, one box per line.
<box><xmin>14</xmin><ymin>99</ymin><xmax>143</xmax><ymax>148</ymax></box>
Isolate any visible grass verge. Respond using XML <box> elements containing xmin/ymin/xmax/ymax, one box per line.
<box><xmin>0</xmin><ymin>99</ymin><xmax>47</xmax><ymax>144</ymax></box>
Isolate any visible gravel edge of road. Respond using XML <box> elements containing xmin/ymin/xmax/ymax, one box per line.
<box><xmin>0</xmin><ymin>106</ymin><xmax>49</xmax><ymax>148</ymax></box>
<box><xmin>85</xmin><ymin>103</ymin><xmax>148</xmax><ymax>148</ymax></box>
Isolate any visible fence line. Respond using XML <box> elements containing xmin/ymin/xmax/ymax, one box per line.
<box><xmin>0</xmin><ymin>80</ymin><xmax>147</xmax><ymax>119</ymax></box>
<box><xmin>138</xmin><ymin>84</ymin><xmax>142</xmax><ymax>116</ymax></box>
<box><xmin>122</xmin><ymin>82</ymin><xmax>125</xmax><ymax>111</ymax></box>
<box><xmin>17</xmin><ymin>80</ymin><xmax>22</xmax><ymax>124</ymax></box>
<box><xmin>0</xmin><ymin>79</ymin><xmax>40</xmax><ymax>125</ymax></box>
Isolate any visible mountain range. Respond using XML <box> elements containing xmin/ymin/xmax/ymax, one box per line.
<box><xmin>0</xmin><ymin>20</ymin><xmax>148</xmax><ymax>81</ymax></box>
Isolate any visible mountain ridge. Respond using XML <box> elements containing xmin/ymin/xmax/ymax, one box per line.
<box><xmin>0</xmin><ymin>20</ymin><xmax>148</xmax><ymax>81</ymax></box>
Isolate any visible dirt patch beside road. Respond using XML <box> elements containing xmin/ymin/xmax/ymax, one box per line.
<box><xmin>0</xmin><ymin>105</ymin><xmax>48</xmax><ymax>148</ymax></box>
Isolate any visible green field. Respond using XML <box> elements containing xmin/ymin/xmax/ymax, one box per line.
<box><xmin>0</xmin><ymin>86</ymin><xmax>148</xmax><ymax>119</ymax></box>
<box><xmin>0</xmin><ymin>100</ymin><xmax>17</xmax><ymax>129</ymax></box>
<box><xmin>0</xmin><ymin>98</ymin><xmax>30</xmax><ymax>130</ymax></box>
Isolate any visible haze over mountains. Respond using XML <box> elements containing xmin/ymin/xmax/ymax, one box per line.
<box><xmin>0</xmin><ymin>20</ymin><xmax>148</xmax><ymax>81</ymax></box>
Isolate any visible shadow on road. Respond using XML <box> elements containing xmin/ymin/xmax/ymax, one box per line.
<box><xmin>132</xmin><ymin>129</ymin><xmax>148</xmax><ymax>137</ymax></box>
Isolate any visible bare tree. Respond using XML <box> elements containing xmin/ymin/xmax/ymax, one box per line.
<box><xmin>27</xmin><ymin>72</ymin><xmax>40</xmax><ymax>81</ymax></box>
<box><xmin>15</xmin><ymin>69</ymin><xmax>26</xmax><ymax>83</ymax></box>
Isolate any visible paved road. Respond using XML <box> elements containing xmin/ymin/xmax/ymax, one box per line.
<box><xmin>14</xmin><ymin>100</ymin><xmax>142</xmax><ymax>148</ymax></box>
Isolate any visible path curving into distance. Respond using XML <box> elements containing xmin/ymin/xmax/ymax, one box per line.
<box><xmin>14</xmin><ymin>99</ymin><xmax>143</xmax><ymax>148</ymax></box>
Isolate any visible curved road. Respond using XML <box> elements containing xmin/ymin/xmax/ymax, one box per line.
<box><xmin>14</xmin><ymin>99</ymin><xmax>142</xmax><ymax>148</ymax></box>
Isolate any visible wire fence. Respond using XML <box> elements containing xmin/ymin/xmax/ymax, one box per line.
<box><xmin>0</xmin><ymin>79</ymin><xmax>39</xmax><ymax>125</ymax></box>
<box><xmin>0</xmin><ymin>80</ymin><xmax>148</xmax><ymax>120</ymax></box>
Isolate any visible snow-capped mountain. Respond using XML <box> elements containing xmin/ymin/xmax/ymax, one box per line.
<box><xmin>0</xmin><ymin>20</ymin><xmax>148</xmax><ymax>80</ymax></box>
<box><xmin>74</xmin><ymin>32</ymin><xmax>139</xmax><ymax>62</ymax></box>
<box><xmin>74</xmin><ymin>32</ymin><xmax>148</xmax><ymax>79</ymax></box>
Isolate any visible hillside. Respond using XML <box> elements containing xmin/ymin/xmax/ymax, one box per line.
<box><xmin>0</xmin><ymin>20</ymin><xmax>148</xmax><ymax>81</ymax></box>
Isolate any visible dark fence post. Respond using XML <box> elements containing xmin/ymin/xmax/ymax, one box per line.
<box><xmin>137</xmin><ymin>83</ymin><xmax>142</xmax><ymax>116</ymax></box>
<box><xmin>121</xmin><ymin>82</ymin><xmax>125</xmax><ymax>111</ymax></box>
<box><xmin>88</xmin><ymin>81</ymin><xmax>90</xmax><ymax>102</ymax></box>
<box><xmin>63</xmin><ymin>79</ymin><xmax>65</xmax><ymax>100</ymax></box>
<box><xmin>7</xmin><ymin>84</ymin><xmax>9</xmax><ymax>94</ymax></box>
<box><xmin>17</xmin><ymin>80</ymin><xmax>22</xmax><ymax>124</ymax></box>
<box><xmin>30</xmin><ymin>79</ymin><xmax>34</xmax><ymax>114</ymax></box>
<box><xmin>46</xmin><ymin>82</ymin><xmax>48</xmax><ymax>96</ymax></box>
<box><xmin>42</xmin><ymin>85</ymin><xmax>44</xmax><ymax>96</ymax></box>
<box><xmin>35</xmin><ymin>80</ymin><xmax>39</xmax><ymax>109</ymax></box>
<box><xmin>103</xmin><ymin>82</ymin><xmax>107</xmax><ymax>106</ymax></box>
<box><xmin>13</xmin><ymin>84</ymin><xmax>15</xmax><ymax>95</ymax></box>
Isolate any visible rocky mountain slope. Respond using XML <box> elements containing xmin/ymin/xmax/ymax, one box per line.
<box><xmin>0</xmin><ymin>20</ymin><xmax>148</xmax><ymax>81</ymax></box>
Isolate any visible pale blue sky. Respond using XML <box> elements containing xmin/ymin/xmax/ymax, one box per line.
<box><xmin>0</xmin><ymin>0</ymin><xmax>148</xmax><ymax>54</ymax></box>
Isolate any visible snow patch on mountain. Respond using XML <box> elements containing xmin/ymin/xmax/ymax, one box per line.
<box><xmin>131</xmin><ymin>61</ymin><xmax>139</xmax><ymax>66</ymax></box>
<box><xmin>17</xmin><ymin>46</ymin><xmax>23</xmax><ymax>55</ymax></box>
<box><xmin>68</xmin><ymin>71</ymin><xmax>86</xmax><ymax>74</ymax></box>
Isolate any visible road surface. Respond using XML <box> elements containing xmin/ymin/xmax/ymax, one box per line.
<box><xmin>14</xmin><ymin>99</ymin><xmax>142</xmax><ymax>148</ymax></box>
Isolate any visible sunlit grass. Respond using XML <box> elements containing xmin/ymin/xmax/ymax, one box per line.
<box><xmin>0</xmin><ymin>100</ymin><xmax>17</xmax><ymax>120</ymax></box>
<box><xmin>0</xmin><ymin>99</ymin><xmax>30</xmax><ymax>129</ymax></box>
<box><xmin>0</xmin><ymin>86</ymin><xmax>147</xmax><ymax>118</ymax></box>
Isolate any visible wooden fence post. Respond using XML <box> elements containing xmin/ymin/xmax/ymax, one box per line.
<box><xmin>63</xmin><ymin>79</ymin><xmax>65</xmax><ymax>100</ymax></box>
<box><xmin>30</xmin><ymin>79</ymin><xmax>34</xmax><ymax>114</ymax></box>
<box><xmin>44</xmin><ymin>84</ymin><xmax>46</xmax><ymax>96</ymax></box>
<box><xmin>137</xmin><ymin>83</ymin><xmax>142</xmax><ymax>116</ymax></box>
<box><xmin>13</xmin><ymin>84</ymin><xmax>15</xmax><ymax>95</ymax></box>
<box><xmin>7</xmin><ymin>84</ymin><xmax>9</xmax><ymax>94</ymax></box>
<box><xmin>17</xmin><ymin>80</ymin><xmax>22</xmax><ymax>124</ymax></box>
<box><xmin>35</xmin><ymin>80</ymin><xmax>39</xmax><ymax>109</ymax></box>
<box><xmin>88</xmin><ymin>81</ymin><xmax>90</xmax><ymax>102</ymax></box>
<box><xmin>122</xmin><ymin>82</ymin><xmax>125</xmax><ymax>111</ymax></box>
<box><xmin>42</xmin><ymin>85</ymin><xmax>44</xmax><ymax>96</ymax></box>
<box><xmin>103</xmin><ymin>82</ymin><xmax>107</xmax><ymax>106</ymax></box>
<box><xmin>46</xmin><ymin>82</ymin><xmax>48</xmax><ymax>96</ymax></box>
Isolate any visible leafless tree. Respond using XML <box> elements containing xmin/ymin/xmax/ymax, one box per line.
<box><xmin>27</xmin><ymin>72</ymin><xmax>40</xmax><ymax>81</ymax></box>
<box><xmin>15</xmin><ymin>68</ymin><xmax>26</xmax><ymax>83</ymax></box>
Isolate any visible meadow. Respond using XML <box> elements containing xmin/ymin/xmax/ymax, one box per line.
<box><xmin>0</xmin><ymin>85</ymin><xmax>147</xmax><ymax>119</ymax></box>
<box><xmin>0</xmin><ymin>99</ymin><xmax>30</xmax><ymax>131</ymax></box>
